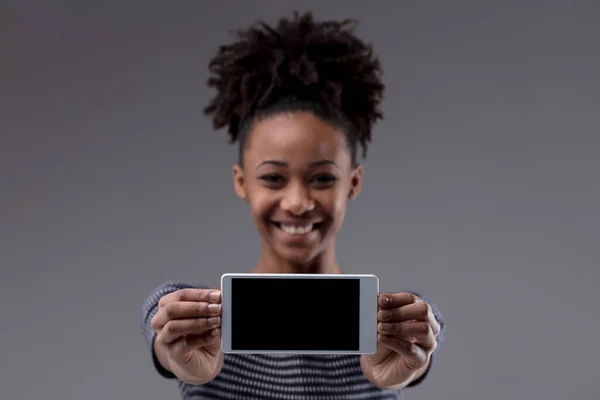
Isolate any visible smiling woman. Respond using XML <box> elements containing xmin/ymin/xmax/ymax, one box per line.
<box><xmin>140</xmin><ymin>10</ymin><xmax>445</xmax><ymax>400</ymax></box>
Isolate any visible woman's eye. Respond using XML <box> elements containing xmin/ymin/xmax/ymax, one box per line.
<box><xmin>313</xmin><ymin>175</ymin><xmax>337</xmax><ymax>184</ymax></box>
<box><xmin>260</xmin><ymin>174</ymin><xmax>284</xmax><ymax>184</ymax></box>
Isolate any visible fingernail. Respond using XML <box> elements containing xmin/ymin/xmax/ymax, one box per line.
<box><xmin>380</xmin><ymin>323</ymin><xmax>393</xmax><ymax>331</ymax></box>
<box><xmin>379</xmin><ymin>310</ymin><xmax>392</xmax><ymax>320</ymax></box>
<box><xmin>209</xmin><ymin>291</ymin><xmax>221</xmax><ymax>302</ymax></box>
<box><xmin>379</xmin><ymin>296</ymin><xmax>389</xmax><ymax>306</ymax></box>
<box><xmin>208</xmin><ymin>304</ymin><xmax>221</xmax><ymax>313</ymax></box>
<box><xmin>208</xmin><ymin>317</ymin><xmax>220</xmax><ymax>326</ymax></box>
<box><xmin>211</xmin><ymin>328</ymin><xmax>219</xmax><ymax>336</ymax></box>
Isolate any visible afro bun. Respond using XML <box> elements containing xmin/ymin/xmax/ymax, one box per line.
<box><xmin>203</xmin><ymin>11</ymin><xmax>384</xmax><ymax>160</ymax></box>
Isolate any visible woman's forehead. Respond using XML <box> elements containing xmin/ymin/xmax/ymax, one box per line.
<box><xmin>245</xmin><ymin>113</ymin><xmax>349</xmax><ymax>164</ymax></box>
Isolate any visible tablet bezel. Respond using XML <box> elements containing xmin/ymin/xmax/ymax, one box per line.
<box><xmin>220</xmin><ymin>273</ymin><xmax>379</xmax><ymax>355</ymax></box>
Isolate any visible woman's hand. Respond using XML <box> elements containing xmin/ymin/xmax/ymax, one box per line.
<box><xmin>151</xmin><ymin>288</ymin><xmax>224</xmax><ymax>385</ymax></box>
<box><xmin>361</xmin><ymin>292</ymin><xmax>441</xmax><ymax>389</ymax></box>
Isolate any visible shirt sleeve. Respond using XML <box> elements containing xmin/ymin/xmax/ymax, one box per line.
<box><xmin>140</xmin><ymin>281</ymin><xmax>207</xmax><ymax>379</ymax></box>
<box><xmin>404</xmin><ymin>291</ymin><xmax>446</xmax><ymax>388</ymax></box>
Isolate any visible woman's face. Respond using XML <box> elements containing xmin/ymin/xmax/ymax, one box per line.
<box><xmin>233</xmin><ymin>111</ymin><xmax>363</xmax><ymax>266</ymax></box>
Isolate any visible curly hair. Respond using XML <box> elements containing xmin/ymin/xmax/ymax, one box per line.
<box><xmin>203</xmin><ymin>11</ymin><xmax>384</xmax><ymax>164</ymax></box>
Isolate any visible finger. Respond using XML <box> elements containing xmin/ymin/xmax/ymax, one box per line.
<box><xmin>378</xmin><ymin>322</ymin><xmax>437</xmax><ymax>351</ymax></box>
<box><xmin>379</xmin><ymin>301</ymin><xmax>441</xmax><ymax>337</ymax></box>
<box><xmin>378</xmin><ymin>292</ymin><xmax>419</xmax><ymax>309</ymax></box>
<box><xmin>151</xmin><ymin>302</ymin><xmax>222</xmax><ymax>331</ymax></box>
<box><xmin>158</xmin><ymin>317</ymin><xmax>222</xmax><ymax>344</ymax></box>
<box><xmin>377</xmin><ymin>334</ymin><xmax>428</xmax><ymax>370</ymax></box>
<box><xmin>394</xmin><ymin>301</ymin><xmax>441</xmax><ymax>336</ymax></box>
<box><xmin>377</xmin><ymin>321</ymin><xmax>429</xmax><ymax>337</ymax></box>
<box><xmin>428</xmin><ymin>312</ymin><xmax>441</xmax><ymax>337</ymax></box>
<box><xmin>172</xmin><ymin>329</ymin><xmax>221</xmax><ymax>355</ymax></box>
<box><xmin>158</xmin><ymin>288</ymin><xmax>221</xmax><ymax>308</ymax></box>
<box><xmin>378</xmin><ymin>301</ymin><xmax>430</xmax><ymax>322</ymax></box>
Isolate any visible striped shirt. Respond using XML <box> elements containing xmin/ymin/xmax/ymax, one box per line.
<box><xmin>140</xmin><ymin>281</ymin><xmax>445</xmax><ymax>399</ymax></box>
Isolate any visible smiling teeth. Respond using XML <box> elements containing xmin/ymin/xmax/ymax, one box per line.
<box><xmin>280</xmin><ymin>224</ymin><xmax>313</xmax><ymax>235</ymax></box>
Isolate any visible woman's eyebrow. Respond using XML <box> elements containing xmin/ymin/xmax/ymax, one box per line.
<box><xmin>256</xmin><ymin>159</ymin><xmax>339</xmax><ymax>170</ymax></box>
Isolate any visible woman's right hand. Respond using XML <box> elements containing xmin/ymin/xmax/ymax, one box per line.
<box><xmin>151</xmin><ymin>288</ymin><xmax>224</xmax><ymax>385</ymax></box>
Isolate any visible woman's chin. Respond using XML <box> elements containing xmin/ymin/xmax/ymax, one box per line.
<box><xmin>276</xmin><ymin>248</ymin><xmax>320</xmax><ymax>270</ymax></box>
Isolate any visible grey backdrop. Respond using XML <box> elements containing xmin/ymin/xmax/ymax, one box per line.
<box><xmin>1</xmin><ymin>1</ymin><xmax>599</xmax><ymax>399</ymax></box>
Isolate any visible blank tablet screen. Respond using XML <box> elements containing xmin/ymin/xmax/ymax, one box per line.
<box><xmin>231</xmin><ymin>277</ymin><xmax>360</xmax><ymax>351</ymax></box>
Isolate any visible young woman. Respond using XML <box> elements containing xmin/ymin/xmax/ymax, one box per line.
<box><xmin>141</xmin><ymin>12</ymin><xmax>445</xmax><ymax>399</ymax></box>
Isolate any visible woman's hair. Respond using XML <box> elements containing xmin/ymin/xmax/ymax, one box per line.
<box><xmin>203</xmin><ymin>11</ymin><xmax>385</xmax><ymax>164</ymax></box>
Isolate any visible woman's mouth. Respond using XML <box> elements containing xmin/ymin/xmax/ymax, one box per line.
<box><xmin>272</xmin><ymin>221</ymin><xmax>323</xmax><ymax>236</ymax></box>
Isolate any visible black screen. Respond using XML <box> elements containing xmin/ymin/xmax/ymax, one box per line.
<box><xmin>231</xmin><ymin>278</ymin><xmax>360</xmax><ymax>351</ymax></box>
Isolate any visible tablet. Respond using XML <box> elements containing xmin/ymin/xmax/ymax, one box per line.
<box><xmin>220</xmin><ymin>273</ymin><xmax>379</xmax><ymax>355</ymax></box>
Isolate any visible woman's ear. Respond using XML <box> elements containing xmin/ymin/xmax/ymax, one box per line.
<box><xmin>232</xmin><ymin>164</ymin><xmax>248</xmax><ymax>201</ymax></box>
<box><xmin>348</xmin><ymin>164</ymin><xmax>363</xmax><ymax>200</ymax></box>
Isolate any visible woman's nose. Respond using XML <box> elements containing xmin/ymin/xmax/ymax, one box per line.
<box><xmin>280</xmin><ymin>186</ymin><xmax>315</xmax><ymax>215</ymax></box>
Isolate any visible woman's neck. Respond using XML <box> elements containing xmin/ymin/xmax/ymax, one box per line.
<box><xmin>252</xmin><ymin>243</ymin><xmax>342</xmax><ymax>275</ymax></box>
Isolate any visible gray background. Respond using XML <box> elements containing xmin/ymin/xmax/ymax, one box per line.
<box><xmin>1</xmin><ymin>1</ymin><xmax>599</xmax><ymax>399</ymax></box>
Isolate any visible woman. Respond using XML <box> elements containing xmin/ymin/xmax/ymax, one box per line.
<box><xmin>141</xmin><ymin>11</ymin><xmax>445</xmax><ymax>399</ymax></box>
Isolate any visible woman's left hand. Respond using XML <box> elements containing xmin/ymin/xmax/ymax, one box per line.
<box><xmin>360</xmin><ymin>292</ymin><xmax>441</xmax><ymax>389</ymax></box>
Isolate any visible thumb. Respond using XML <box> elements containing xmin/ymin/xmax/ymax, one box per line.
<box><xmin>378</xmin><ymin>336</ymin><xmax>428</xmax><ymax>370</ymax></box>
